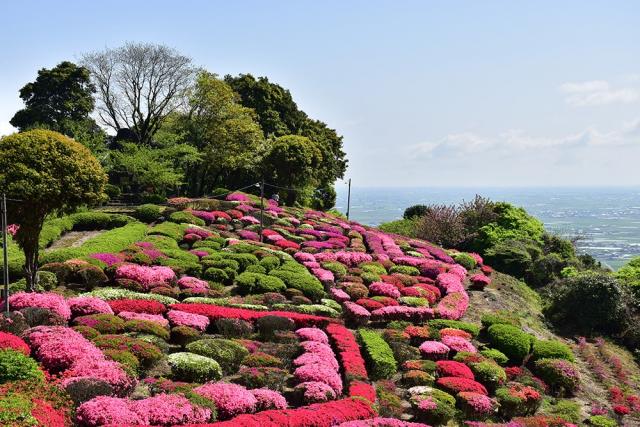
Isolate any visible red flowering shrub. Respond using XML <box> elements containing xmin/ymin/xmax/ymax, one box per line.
<box><xmin>326</xmin><ymin>323</ymin><xmax>368</xmax><ymax>381</ymax></box>
<box><xmin>0</xmin><ymin>331</ymin><xmax>30</xmax><ymax>355</ymax></box>
<box><xmin>436</xmin><ymin>376</ymin><xmax>488</xmax><ymax>395</ymax></box>
<box><xmin>436</xmin><ymin>360</ymin><xmax>475</xmax><ymax>379</ymax></box>
<box><xmin>356</xmin><ymin>298</ymin><xmax>385</xmax><ymax>311</ymax></box>
<box><xmin>348</xmin><ymin>381</ymin><xmax>376</xmax><ymax>402</ymax></box>
<box><xmin>108</xmin><ymin>299</ymin><xmax>166</xmax><ymax>315</ymax></box>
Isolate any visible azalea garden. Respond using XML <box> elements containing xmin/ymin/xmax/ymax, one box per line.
<box><xmin>2</xmin><ymin>188</ymin><xmax>635</xmax><ymax>427</ymax></box>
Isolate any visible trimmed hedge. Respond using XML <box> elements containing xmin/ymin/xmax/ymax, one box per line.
<box><xmin>148</xmin><ymin>222</ymin><xmax>188</xmax><ymax>241</ymax></box>
<box><xmin>487</xmin><ymin>324</ymin><xmax>532</xmax><ymax>363</ymax></box>
<box><xmin>235</xmin><ymin>272</ymin><xmax>286</xmax><ymax>294</ymax></box>
<box><xmin>0</xmin><ymin>349</ymin><xmax>45</xmax><ymax>383</ymax></box>
<box><xmin>427</xmin><ymin>319</ymin><xmax>481</xmax><ymax>337</ymax></box>
<box><xmin>186</xmin><ymin>338</ymin><xmax>249</xmax><ymax>374</ymax></box>
<box><xmin>269</xmin><ymin>263</ymin><xmax>325</xmax><ymax>300</ymax></box>
<box><xmin>167</xmin><ymin>352</ymin><xmax>222</xmax><ymax>382</ymax></box>
<box><xmin>133</xmin><ymin>204</ymin><xmax>163</xmax><ymax>223</ymax></box>
<box><xmin>358</xmin><ymin>329</ymin><xmax>397</xmax><ymax>379</ymax></box>
<box><xmin>531</xmin><ymin>339</ymin><xmax>574</xmax><ymax>362</ymax></box>
<box><xmin>168</xmin><ymin>211</ymin><xmax>205</xmax><ymax>226</ymax></box>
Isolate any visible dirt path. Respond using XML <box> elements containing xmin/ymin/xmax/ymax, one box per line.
<box><xmin>45</xmin><ymin>230</ymin><xmax>104</xmax><ymax>252</ymax></box>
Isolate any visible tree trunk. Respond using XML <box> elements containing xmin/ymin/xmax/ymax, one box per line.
<box><xmin>23</xmin><ymin>245</ymin><xmax>39</xmax><ymax>292</ymax></box>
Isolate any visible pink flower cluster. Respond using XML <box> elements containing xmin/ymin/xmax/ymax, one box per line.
<box><xmin>177</xmin><ymin>276</ymin><xmax>210</xmax><ymax>291</ymax></box>
<box><xmin>237</xmin><ymin>230</ymin><xmax>260</xmax><ymax>241</ymax></box>
<box><xmin>370</xmin><ymin>306</ymin><xmax>434</xmax><ymax>323</ymax></box>
<box><xmin>90</xmin><ymin>253</ymin><xmax>124</xmax><ymax>266</ymax></box>
<box><xmin>369</xmin><ymin>282</ymin><xmax>401</xmax><ymax>299</ymax></box>
<box><xmin>458</xmin><ymin>391</ymin><xmax>494</xmax><ymax>414</ymax></box>
<box><xmin>338</xmin><ymin>418</ymin><xmax>430</xmax><ymax>427</ymax></box>
<box><xmin>117</xmin><ymin>311</ymin><xmax>169</xmax><ymax>327</ymax></box>
<box><xmin>251</xmin><ymin>388</ymin><xmax>288</xmax><ymax>411</ymax></box>
<box><xmin>9</xmin><ymin>292</ymin><xmax>71</xmax><ymax>320</ymax></box>
<box><xmin>76</xmin><ymin>394</ymin><xmax>212</xmax><ymax>426</ymax></box>
<box><xmin>469</xmin><ymin>273</ymin><xmax>491</xmax><ymax>289</ymax></box>
<box><xmin>312</xmin><ymin>268</ymin><xmax>335</xmax><ymax>283</ymax></box>
<box><xmin>194</xmin><ymin>382</ymin><xmax>257</xmax><ymax>419</ymax></box>
<box><xmin>294</xmin><ymin>335</ymin><xmax>343</xmax><ymax>396</ymax></box>
<box><xmin>25</xmin><ymin>326</ymin><xmax>134</xmax><ymax>395</ymax></box>
<box><xmin>436</xmin><ymin>291</ymin><xmax>469</xmax><ymax>320</ymax></box>
<box><xmin>295</xmin><ymin>381</ymin><xmax>337</xmax><ymax>403</ymax></box>
<box><xmin>226</xmin><ymin>193</ymin><xmax>251</xmax><ymax>202</ymax></box>
<box><xmin>115</xmin><ymin>264</ymin><xmax>175</xmax><ymax>290</ymax></box>
<box><xmin>441</xmin><ymin>335</ymin><xmax>477</xmax><ymax>353</ymax></box>
<box><xmin>185</xmin><ymin>227</ymin><xmax>213</xmax><ymax>239</ymax></box>
<box><xmin>166</xmin><ymin>309</ymin><xmax>209</xmax><ymax>331</ymax></box>
<box><xmin>436</xmin><ymin>273</ymin><xmax>465</xmax><ymax>294</ymax></box>
<box><xmin>344</xmin><ymin>302</ymin><xmax>371</xmax><ymax>323</ymax></box>
<box><xmin>331</xmin><ymin>288</ymin><xmax>351</xmax><ymax>302</ymax></box>
<box><xmin>295</xmin><ymin>327</ymin><xmax>329</xmax><ymax>344</ymax></box>
<box><xmin>67</xmin><ymin>296</ymin><xmax>114</xmax><ymax>317</ymax></box>
<box><xmin>419</xmin><ymin>340</ymin><xmax>450</xmax><ymax>359</ymax></box>
<box><xmin>240</xmin><ymin>215</ymin><xmax>260</xmax><ymax>224</ymax></box>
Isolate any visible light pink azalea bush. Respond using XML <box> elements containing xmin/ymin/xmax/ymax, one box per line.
<box><xmin>193</xmin><ymin>382</ymin><xmax>257</xmax><ymax>419</ymax></box>
<box><xmin>370</xmin><ymin>306</ymin><xmax>434</xmax><ymax>323</ymax></box>
<box><xmin>330</xmin><ymin>287</ymin><xmax>351</xmax><ymax>302</ymax></box>
<box><xmin>419</xmin><ymin>340</ymin><xmax>450</xmax><ymax>359</ymax></box>
<box><xmin>250</xmin><ymin>388</ymin><xmax>288</xmax><ymax>411</ymax></box>
<box><xmin>441</xmin><ymin>335</ymin><xmax>477</xmax><ymax>353</ymax></box>
<box><xmin>76</xmin><ymin>394</ymin><xmax>211</xmax><ymax>426</ymax></box>
<box><xmin>9</xmin><ymin>292</ymin><xmax>71</xmax><ymax>320</ymax></box>
<box><xmin>166</xmin><ymin>309</ymin><xmax>209</xmax><ymax>331</ymax></box>
<box><xmin>115</xmin><ymin>264</ymin><xmax>176</xmax><ymax>290</ymax></box>
<box><xmin>25</xmin><ymin>326</ymin><xmax>134</xmax><ymax>395</ymax></box>
<box><xmin>295</xmin><ymin>327</ymin><xmax>329</xmax><ymax>344</ymax></box>
<box><xmin>369</xmin><ymin>282</ymin><xmax>401</xmax><ymax>299</ymax></box>
<box><xmin>295</xmin><ymin>381</ymin><xmax>337</xmax><ymax>403</ymax></box>
<box><xmin>67</xmin><ymin>296</ymin><xmax>114</xmax><ymax>317</ymax></box>
<box><xmin>177</xmin><ymin>276</ymin><xmax>210</xmax><ymax>291</ymax></box>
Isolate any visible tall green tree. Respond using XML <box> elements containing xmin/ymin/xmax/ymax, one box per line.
<box><xmin>180</xmin><ymin>72</ymin><xmax>265</xmax><ymax>195</ymax></box>
<box><xmin>10</xmin><ymin>61</ymin><xmax>106</xmax><ymax>153</ymax></box>
<box><xmin>225</xmin><ymin>74</ymin><xmax>347</xmax><ymax>207</ymax></box>
<box><xmin>0</xmin><ymin>130</ymin><xmax>107</xmax><ymax>289</ymax></box>
<box><xmin>263</xmin><ymin>135</ymin><xmax>323</xmax><ymax>205</ymax></box>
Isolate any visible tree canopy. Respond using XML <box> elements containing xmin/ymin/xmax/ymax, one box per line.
<box><xmin>0</xmin><ymin>130</ymin><xmax>107</xmax><ymax>289</ymax></box>
<box><xmin>9</xmin><ymin>61</ymin><xmax>106</xmax><ymax>154</ymax></box>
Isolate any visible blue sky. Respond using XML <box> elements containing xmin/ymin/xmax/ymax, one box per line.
<box><xmin>1</xmin><ymin>1</ymin><xmax>639</xmax><ymax>187</ymax></box>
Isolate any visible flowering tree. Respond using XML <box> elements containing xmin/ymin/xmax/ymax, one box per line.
<box><xmin>0</xmin><ymin>130</ymin><xmax>106</xmax><ymax>289</ymax></box>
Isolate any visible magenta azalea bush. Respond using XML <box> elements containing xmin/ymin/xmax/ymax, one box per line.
<box><xmin>9</xmin><ymin>292</ymin><xmax>71</xmax><ymax>320</ymax></box>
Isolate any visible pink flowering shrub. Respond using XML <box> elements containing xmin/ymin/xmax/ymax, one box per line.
<box><xmin>294</xmin><ymin>352</ymin><xmax>340</xmax><ymax>371</ymax></box>
<box><xmin>166</xmin><ymin>309</ymin><xmax>209</xmax><ymax>331</ymax></box>
<box><xmin>436</xmin><ymin>291</ymin><xmax>469</xmax><ymax>320</ymax></box>
<box><xmin>436</xmin><ymin>273</ymin><xmax>465</xmax><ymax>294</ymax></box>
<box><xmin>9</xmin><ymin>292</ymin><xmax>71</xmax><ymax>320</ymax></box>
<box><xmin>369</xmin><ymin>282</ymin><xmax>401</xmax><ymax>299</ymax></box>
<box><xmin>240</xmin><ymin>215</ymin><xmax>260</xmax><ymax>225</ymax></box>
<box><xmin>184</xmin><ymin>227</ymin><xmax>213</xmax><ymax>239</ymax></box>
<box><xmin>331</xmin><ymin>287</ymin><xmax>351</xmax><ymax>302</ymax></box>
<box><xmin>370</xmin><ymin>306</ymin><xmax>434</xmax><ymax>323</ymax></box>
<box><xmin>226</xmin><ymin>193</ymin><xmax>251</xmax><ymax>202</ymax></box>
<box><xmin>90</xmin><ymin>253</ymin><xmax>124</xmax><ymax>266</ymax></box>
<box><xmin>177</xmin><ymin>276</ymin><xmax>210</xmax><ymax>291</ymax></box>
<box><xmin>458</xmin><ymin>391</ymin><xmax>495</xmax><ymax>417</ymax></box>
<box><xmin>117</xmin><ymin>311</ymin><xmax>169</xmax><ymax>327</ymax></box>
<box><xmin>77</xmin><ymin>394</ymin><xmax>211</xmax><ymax>426</ymax></box>
<box><xmin>419</xmin><ymin>340</ymin><xmax>450</xmax><ymax>360</ymax></box>
<box><xmin>194</xmin><ymin>382</ymin><xmax>257</xmax><ymax>419</ymax></box>
<box><xmin>338</xmin><ymin>418</ymin><xmax>430</xmax><ymax>426</ymax></box>
<box><xmin>115</xmin><ymin>264</ymin><xmax>176</xmax><ymax>290</ymax></box>
<box><xmin>295</xmin><ymin>381</ymin><xmax>337</xmax><ymax>403</ymax></box>
<box><xmin>294</xmin><ymin>363</ymin><xmax>343</xmax><ymax>395</ymax></box>
<box><xmin>67</xmin><ymin>296</ymin><xmax>114</xmax><ymax>317</ymax></box>
<box><xmin>312</xmin><ymin>268</ymin><xmax>335</xmax><ymax>283</ymax></box>
<box><xmin>441</xmin><ymin>335</ymin><xmax>477</xmax><ymax>353</ymax></box>
<box><xmin>237</xmin><ymin>230</ymin><xmax>260</xmax><ymax>241</ymax></box>
<box><xmin>344</xmin><ymin>301</ymin><xmax>371</xmax><ymax>323</ymax></box>
<box><xmin>296</xmin><ymin>327</ymin><xmax>329</xmax><ymax>344</ymax></box>
<box><xmin>469</xmin><ymin>274</ymin><xmax>491</xmax><ymax>289</ymax></box>
<box><xmin>25</xmin><ymin>326</ymin><xmax>134</xmax><ymax>395</ymax></box>
<box><xmin>251</xmin><ymin>388</ymin><xmax>288</xmax><ymax>411</ymax></box>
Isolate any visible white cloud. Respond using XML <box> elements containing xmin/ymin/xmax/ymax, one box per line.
<box><xmin>560</xmin><ymin>80</ymin><xmax>639</xmax><ymax>106</ymax></box>
<box><xmin>0</xmin><ymin>121</ymin><xmax>16</xmax><ymax>137</ymax></box>
<box><xmin>409</xmin><ymin>118</ymin><xmax>640</xmax><ymax>160</ymax></box>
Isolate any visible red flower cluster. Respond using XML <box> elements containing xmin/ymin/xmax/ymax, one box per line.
<box><xmin>436</xmin><ymin>376</ymin><xmax>488</xmax><ymax>395</ymax></box>
<box><xmin>171</xmin><ymin>303</ymin><xmax>334</xmax><ymax>327</ymax></box>
<box><xmin>0</xmin><ymin>331</ymin><xmax>30</xmax><ymax>355</ymax></box>
<box><xmin>326</xmin><ymin>323</ymin><xmax>368</xmax><ymax>381</ymax></box>
<box><xmin>348</xmin><ymin>381</ymin><xmax>376</xmax><ymax>402</ymax></box>
<box><xmin>436</xmin><ymin>360</ymin><xmax>475</xmax><ymax>380</ymax></box>
<box><xmin>108</xmin><ymin>299</ymin><xmax>166</xmax><ymax>315</ymax></box>
<box><xmin>187</xmin><ymin>398</ymin><xmax>375</xmax><ymax>427</ymax></box>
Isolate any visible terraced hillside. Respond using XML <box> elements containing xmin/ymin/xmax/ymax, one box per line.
<box><xmin>0</xmin><ymin>193</ymin><xmax>637</xmax><ymax>426</ymax></box>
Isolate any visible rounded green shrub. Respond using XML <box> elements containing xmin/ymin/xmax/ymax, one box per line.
<box><xmin>185</xmin><ymin>338</ymin><xmax>249</xmax><ymax>374</ymax></box>
<box><xmin>481</xmin><ymin>311</ymin><xmax>520</xmax><ymax>329</ymax></box>
<box><xmin>0</xmin><ymin>349</ymin><xmax>44</xmax><ymax>383</ymax></box>
<box><xmin>259</xmin><ymin>256</ymin><xmax>281</xmax><ymax>271</ymax></box>
<box><xmin>237</xmin><ymin>366</ymin><xmax>289</xmax><ymax>390</ymax></box>
<box><xmin>358</xmin><ymin>329</ymin><xmax>397</xmax><ymax>380</ymax></box>
<box><xmin>487</xmin><ymin>324</ymin><xmax>532</xmax><ymax>363</ymax></box>
<box><xmin>359</xmin><ymin>262</ymin><xmax>387</xmax><ymax>276</ymax></box>
<box><xmin>245</xmin><ymin>264</ymin><xmax>267</xmax><ymax>274</ymax></box>
<box><xmin>169</xmin><ymin>211</ymin><xmax>205</xmax><ymax>226</ymax></box>
<box><xmin>73</xmin><ymin>314</ymin><xmax>125</xmax><ymax>334</ymax></box>
<box><xmin>203</xmin><ymin>267</ymin><xmax>230</xmax><ymax>283</ymax></box>
<box><xmin>123</xmin><ymin>319</ymin><xmax>170</xmax><ymax>340</ymax></box>
<box><xmin>427</xmin><ymin>319</ymin><xmax>481</xmax><ymax>337</ymax></box>
<box><xmin>453</xmin><ymin>252</ymin><xmax>478</xmax><ymax>270</ymax></box>
<box><xmin>134</xmin><ymin>204</ymin><xmax>163</xmax><ymax>223</ymax></box>
<box><xmin>470</xmin><ymin>360</ymin><xmax>507</xmax><ymax>390</ymax></box>
<box><xmin>235</xmin><ymin>272</ymin><xmax>286</xmax><ymax>294</ymax></box>
<box><xmin>361</xmin><ymin>272</ymin><xmax>381</xmax><ymax>284</ymax></box>
<box><xmin>92</xmin><ymin>334</ymin><xmax>163</xmax><ymax>367</ymax></box>
<box><xmin>480</xmin><ymin>348</ymin><xmax>509</xmax><ymax>366</ymax></box>
<box><xmin>268</xmin><ymin>269</ymin><xmax>325</xmax><ymax>300</ymax></box>
<box><xmin>588</xmin><ymin>416</ymin><xmax>617</xmax><ymax>427</ymax></box>
<box><xmin>167</xmin><ymin>352</ymin><xmax>222</xmax><ymax>382</ymax></box>
<box><xmin>214</xmin><ymin>318</ymin><xmax>253</xmax><ymax>338</ymax></box>
<box><xmin>531</xmin><ymin>339</ymin><xmax>574</xmax><ymax>362</ymax></box>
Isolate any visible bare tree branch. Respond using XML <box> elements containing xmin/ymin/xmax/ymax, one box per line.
<box><xmin>82</xmin><ymin>42</ymin><xmax>195</xmax><ymax>144</ymax></box>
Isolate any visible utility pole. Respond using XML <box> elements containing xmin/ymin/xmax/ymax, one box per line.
<box><xmin>2</xmin><ymin>193</ymin><xmax>9</xmax><ymax>314</ymax></box>
<box><xmin>259</xmin><ymin>180</ymin><xmax>265</xmax><ymax>242</ymax></box>
<box><xmin>346</xmin><ymin>178</ymin><xmax>352</xmax><ymax>220</ymax></box>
